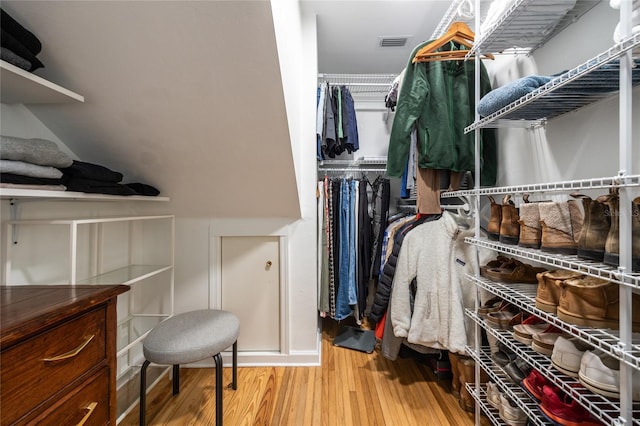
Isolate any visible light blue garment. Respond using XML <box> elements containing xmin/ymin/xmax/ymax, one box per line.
<box><xmin>336</xmin><ymin>179</ymin><xmax>353</xmax><ymax>320</ymax></box>
<box><xmin>477</xmin><ymin>75</ymin><xmax>552</xmax><ymax>117</ymax></box>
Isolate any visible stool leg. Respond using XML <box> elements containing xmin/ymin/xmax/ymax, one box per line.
<box><xmin>232</xmin><ymin>341</ymin><xmax>238</xmax><ymax>390</ymax></box>
<box><xmin>173</xmin><ymin>364</ymin><xmax>180</xmax><ymax>395</ymax></box>
<box><xmin>140</xmin><ymin>360</ymin><xmax>151</xmax><ymax>426</ymax></box>
<box><xmin>213</xmin><ymin>353</ymin><xmax>223</xmax><ymax>426</ymax></box>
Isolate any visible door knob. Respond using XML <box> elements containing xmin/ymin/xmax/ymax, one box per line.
<box><xmin>266</xmin><ymin>260</ymin><xmax>272</xmax><ymax>269</ymax></box>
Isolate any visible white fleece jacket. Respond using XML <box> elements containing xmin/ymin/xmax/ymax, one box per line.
<box><xmin>389</xmin><ymin>212</ymin><xmax>492</xmax><ymax>355</ymax></box>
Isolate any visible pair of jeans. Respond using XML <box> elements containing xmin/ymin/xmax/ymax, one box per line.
<box><xmin>336</xmin><ymin>179</ymin><xmax>357</xmax><ymax>320</ymax></box>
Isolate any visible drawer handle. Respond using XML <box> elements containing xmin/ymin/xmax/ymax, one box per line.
<box><xmin>42</xmin><ymin>334</ymin><xmax>95</xmax><ymax>362</ymax></box>
<box><xmin>76</xmin><ymin>402</ymin><xmax>98</xmax><ymax>426</ymax></box>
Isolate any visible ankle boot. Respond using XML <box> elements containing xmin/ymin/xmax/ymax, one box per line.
<box><xmin>499</xmin><ymin>195</ymin><xmax>520</xmax><ymax>245</ymax></box>
<box><xmin>518</xmin><ymin>196</ymin><xmax>542</xmax><ymax>249</ymax></box>
<box><xmin>448</xmin><ymin>352</ymin><xmax>461</xmax><ymax>398</ymax></box>
<box><xmin>458</xmin><ymin>357</ymin><xmax>475</xmax><ymax>412</ymax></box>
<box><xmin>539</xmin><ymin>201</ymin><xmax>579</xmax><ymax>255</ymax></box>
<box><xmin>571</xmin><ymin>193</ymin><xmax>610</xmax><ymax>262</ymax></box>
<box><xmin>600</xmin><ymin>191</ymin><xmax>620</xmax><ymax>268</ymax></box>
<box><xmin>568</xmin><ymin>199</ymin><xmax>584</xmax><ymax>245</ymax></box>
<box><xmin>488</xmin><ymin>195</ymin><xmax>502</xmax><ymax>241</ymax></box>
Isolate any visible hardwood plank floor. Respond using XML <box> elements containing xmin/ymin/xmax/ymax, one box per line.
<box><xmin>121</xmin><ymin>317</ymin><xmax>487</xmax><ymax>425</ymax></box>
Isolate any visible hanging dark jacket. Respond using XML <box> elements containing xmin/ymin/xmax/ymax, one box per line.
<box><xmin>387</xmin><ymin>40</ymin><xmax>497</xmax><ymax>186</ymax></box>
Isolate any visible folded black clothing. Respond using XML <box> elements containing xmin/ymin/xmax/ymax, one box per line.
<box><xmin>60</xmin><ymin>160</ymin><xmax>124</xmax><ymax>183</ymax></box>
<box><xmin>125</xmin><ymin>183</ymin><xmax>160</xmax><ymax>196</ymax></box>
<box><xmin>1</xmin><ymin>46</ymin><xmax>31</xmax><ymax>71</ymax></box>
<box><xmin>64</xmin><ymin>178</ymin><xmax>137</xmax><ymax>196</ymax></box>
<box><xmin>1</xmin><ymin>8</ymin><xmax>42</xmax><ymax>55</ymax></box>
<box><xmin>1</xmin><ymin>172</ymin><xmax>63</xmax><ymax>185</ymax></box>
<box><xmin>0</xmin><ymin>29</ymin><xmax>43</xmax><ymax>72</ymax></box>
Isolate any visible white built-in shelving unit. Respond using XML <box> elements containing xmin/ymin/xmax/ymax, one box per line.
<box><xmin>436</xmin><ymin>0</ymin><xmax>639</xmax><ymax>424</ymax></box>
<box><xmin>0</xmin><ymin>59</ymin><xmax>174</xmax><ymax>423</ymax></box>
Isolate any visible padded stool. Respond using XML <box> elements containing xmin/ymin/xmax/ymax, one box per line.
<box><xmin>140</xmin><ymin>309</ymin><xmax>240</xmax><ymax>426</ymax></box>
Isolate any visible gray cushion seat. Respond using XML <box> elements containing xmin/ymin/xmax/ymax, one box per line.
<box><xmin>143</xmin><ymin>309</ymin><xmax>240</xmax><ymax>365</ymax></box>
<box><xmin>140</xmin><ymin>309</ymin><xmax>239</xmax><ymax>426</ymax></box>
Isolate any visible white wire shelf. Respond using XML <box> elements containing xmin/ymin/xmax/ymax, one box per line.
<box><xmin>469</xmin><ymin>276</ymin><xmax>640</xmax><ymax>370</ymax></box>
<box><xmin>468</xmin><ymin>385</ymin><xmax>504</xmax><ymax>426</ymax></box>
<box><xmin>467</xmin><ymin>311</ymin><xmax>638</xmax><ymax>425</ymax></box>
<box><xmin>317</xmin><ymin>74</ymin><xmax>397</xmax><ymax>100</ymax></box>
<box><xmin>469</xmin><ymin>0</ymin><xmax>600</xmax><ymax>56</ymax></box>
<box><xmin>466</xmin><ymin>345</ymin><xmax>553</xmax><ymax>426</ymax></box>
<box><xmin>466</xmin><ymin>237</ymin><xmax>640</xmax><ymax>290</ymax></box>
<box><xmin>465</xmin><ymin>33</ymin><xmax>640</xmax><ymax>132</ymax></box>
<box><xmin>440</xmin><ymin>175</ymin><xmax>640</xmax><ymax>199</ymax></box>
<box><xmin>317</xmin><ymin>158</ymin><xmax>388</xmax><ymax>174</ymax></box>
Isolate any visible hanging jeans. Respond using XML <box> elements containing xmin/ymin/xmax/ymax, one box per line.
<box><xmin>336</xmin><ymin>179</ymin><xmax>357</xmax><ymax>320</ymax></box>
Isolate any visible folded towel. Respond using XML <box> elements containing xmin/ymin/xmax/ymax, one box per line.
<box><xmin>0</xmin><ymin>8</ymin><xmax>42</xmax><ymax>55</ymax></box>
<box><xmin>0</xmin><ymin>46</ymin><xmax>31</xmax><ymax>71</ymax></box>
<box><xmin>1</xmin><ymin>172</ymin><xmax>63</xmax><ymax>186</ymax></box>
<box><xmin>64</xmin><ymin>178</ymin><xmax>137</xmax><ymax>196</ymax></box>
<box><xmin>124</xmin><ymin>182</ymin><xmax>160</xmax><ymax>196</ymax></box>
<box><xmin>1</xmin><ymin>135</ymin><xmax>73</xmax><ymax>168</ymax></box>
<box><xmin>59</xmin><ymin>160</ymin><xmax>123</xmax><ymax>183</ymax></box>
<box><xmin>477</xmin><ymin>75</ymin><xmax>553</xmax><ymax>117</ymax></box>
<box><xmin>0</xmin><ymin>159</ymin><xmax>63</xmax><ymax>179</ymax></box>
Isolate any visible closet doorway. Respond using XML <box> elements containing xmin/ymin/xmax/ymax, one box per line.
<box><xmin>220</xmin><ymin>236</ymin><xmax>281</xmax><ymax>352</ymax></box>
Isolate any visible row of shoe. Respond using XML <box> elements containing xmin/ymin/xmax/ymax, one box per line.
<box><xmin>522</xmin><ymin>370</ymin><xmax>604</xmax><ymax>426</ymax></box>
<box><xmin>535</xmin><ymin>269</ymin><xmax>640</xmax><ymax>332</ymax></box>
<box><xmin>551</xmin><ymin>335</ymin><xmax>640</xmax><ymax>400</ymax></box>
<box><xmin>487</xmin><ymin>191</ymin><xmax>640</xmax><ymax>272</ymax></box>
<box><xmin>447</xmin><ymin>352</ymin><xmax>490</xmax><ymax>413</ymax></box>
<box><xmin>486</xmin><ymin>382</ymin><xmax>528</xmax><ymax>426</ymax></box>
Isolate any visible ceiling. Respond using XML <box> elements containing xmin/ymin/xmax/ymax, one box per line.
<box><xmin>302</xmin><ymin>0</ymin><xmax>476</xmax><ymax>74</ymax></box>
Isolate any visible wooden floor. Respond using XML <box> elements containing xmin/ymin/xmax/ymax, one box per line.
<box><xmin>121</xmin><ymin>317</ymin><xmax>484</xmax><ymax>425</ymax></box>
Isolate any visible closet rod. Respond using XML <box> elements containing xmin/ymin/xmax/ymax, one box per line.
<box><xmin>319</xmin><ymin>168</ymin><xmax>387</xmax><ymax>173</ymax></box>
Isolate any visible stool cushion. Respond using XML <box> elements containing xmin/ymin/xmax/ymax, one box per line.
<box><xmin>143</xmin><ymin>309</ymin><xmax>240</xmax><ymax>365</ymax></box>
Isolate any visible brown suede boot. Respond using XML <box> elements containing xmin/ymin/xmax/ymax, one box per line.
<box><xmin>499</xmin><ymin>194</ymin><xmax>520</xmax><ymax>245</ymax></box>
<box><xmin>600</xmin><ymin>191</ymin><xmax>619</xmax><ymax>268</ymax></box>
<box><xmin>448</xmin><ymin>352</ymin><xmax>461</xmax><ymax>399</ymax></box>
<box><xmin>539</xmin><ymin>201</ymin><xmax>578</xmax><ymax>255</ymax></box>
<box><xmin>557</xmin><ymin>276</ymin><xmax>640</xmax><ymax>331</ymax></box>
<box><xmin>571</xmin><ymin>193</ymin><xmax>611</xmax><ymax>262</ymax></box>
<box><xmin>458</xmin><ymin>357</ymin><xmax>489</xmax><ymax>413</ymax></box>
<box><xmin>487</xmin><ymin>195</ymin><xmax>502</xmax><ymax>241</ymax></box>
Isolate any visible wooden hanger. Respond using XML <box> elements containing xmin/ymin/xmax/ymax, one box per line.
<box><xmin>412</xmin><ymin>22</ymin><xmax>494</xmax><ymax>63</ymax></box>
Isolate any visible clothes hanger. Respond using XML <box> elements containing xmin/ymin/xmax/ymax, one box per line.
<box><xmin>412</xmin><ymin>22</ymin><xmax>494</xmax><ymax>63</ymax></box>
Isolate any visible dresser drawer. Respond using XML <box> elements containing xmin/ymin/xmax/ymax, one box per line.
<box><xmin>25</xmin><ymin>367</ymin><xmax>110</xmax><ymax>426</ymax></box>
<box><xmin>1</xmin><ymin>307</ymin><xmax>107</xmax><ymax>425</ymax></box>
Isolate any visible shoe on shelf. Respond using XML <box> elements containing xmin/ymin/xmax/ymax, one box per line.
<box><xmin>522</xmin><ymin>369</ymin><xmax>551</xmax><ymax>401</ymax></box>
<box><xmin>578</xmin><ymin>350</ymin><xmax>640</xmax><ymax>401</ymax></box>
<box><xmin>487</xmin><ymin>195</ymin><xmax>502</xmax><ymax>241</ymax></box>
<box><xmin>535</xmin><ymin>269</ymin><xmax>584</xmax><ymax>314</ymax></box>
<box><xmin>478</xmin><ymin>296</ymin><xmax>504</xmax><ymax>319</ymax></box>
<box><xmin>492</xmin><ymin>342</ymin><xmax>518</xmax><ymax>366</ymax></box>
<box><xmin>499</xmin><ymin>393</ymin><xmax>528</xmax><ymax>426</ymax></box>
<box><xmin>512</xmin><ymin>315</ymin><xmax>547</xmax><ymax>345</ymax></box>
<box><xmin>531</xmin><ymin>324</ymin><xmax>564</xmax><ymax>356</ymax></box>
<box><xmin>504</xmin><ymin>358</ymin><xmax>532</xmax><ymax>384</ymax></box>
<box><xmin>518</xmin><ymin>195</ymin><xmax>548</xmax><ymax>249</ymax></box>
<box><xmin>551</xmin><ymin>336</ymin><xmax>591</xmax><ymax>378</ymax></box>
<box><xmin>486</xmin><ymin>381</ymin><xmax>501</xmax><ymax>410</ymax></box>
<box><xmin>499</xmin><ymin>194</ymin><xmax>520</xmax><ymax>245</ymax></box>
<box><xmin>557</xmin><ymin>276</ymin><xmax>640</xmax><ymax>332</ymax></box>
<box><xmin>487</xmin><ymin>309</ymin><xmax>523</xmax><ymax>330</ymax></box>
<box><xmin>539</xmin><ymin>385</ymin><xmax>604</xmax><ymax>426</ymax></box>
<box><xmin>539</xmin><ymin>201</ymin><xmax>582</xmax><ymax>255</ymax></box>
<box><xmin>571</xmin><ymin>193</ymin><xmax>610</xmax><ymax>262</ymax></box>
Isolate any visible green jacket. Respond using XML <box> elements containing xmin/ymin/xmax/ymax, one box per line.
<box><xmin>387</xmin><ymin>41</ymin><xmax>497</xmax><ymax>186</ymax></box>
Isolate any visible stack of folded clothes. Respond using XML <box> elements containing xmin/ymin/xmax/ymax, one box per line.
<box><xmin>1</xmin><ymin>8</ymin><xmax>44</xmax><ymax>72</ymax></box>
<box><xmin>0</xmin><ymin>135</ymin><xmax>161</xmax><ymax>196</ymax></box>
<box><xmin>0</xmin><ymin>135</ymin><xmax>71</xmax><ymax>190</ymax></box>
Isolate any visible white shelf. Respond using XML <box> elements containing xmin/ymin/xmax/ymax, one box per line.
<box><xmin>0</xmin><ymin>188</ymin><xmax>169</xmax><ymax>201</ymax></box>
<box><xmin>467</xmin><ymin>237</ymin><xmax>640</xmax><ymax>290</ymax></box>
<box><xmin>77</xmin><ymin>264</ymin><xmax>172</xmax><ymax>285</ymax></box>
<box><xmin>0</xmin><ymin>59</ymin><xmax>84</xmax><ymax>104</ymax></box>
<box><xmin>116</xmin><ymin>314</ymin><xmax>169</xmax><ymax>355</ymax></box>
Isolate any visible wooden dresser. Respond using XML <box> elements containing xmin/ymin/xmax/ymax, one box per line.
<box><xmin>1</xmin><ymin>285</ymin><xmax>129</xmax><ymax>425</ymax></box>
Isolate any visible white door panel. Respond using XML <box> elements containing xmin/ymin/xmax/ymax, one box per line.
<box><xmin>221</xmin><ymin>236</ymin><xmax>280</xmax><ymax>352</ymax></box>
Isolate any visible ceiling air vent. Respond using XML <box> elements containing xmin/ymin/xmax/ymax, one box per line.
<box><xmin>379</xmin><ymin>36</ymin><xmax>409</xmax><ymax>48</ymax></box>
